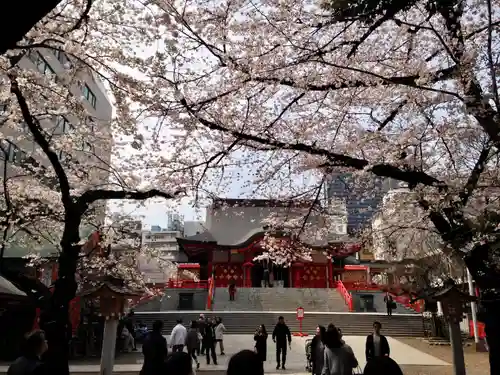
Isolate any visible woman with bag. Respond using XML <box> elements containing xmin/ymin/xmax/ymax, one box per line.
<box><xmin>254</xmin><ymin>325</ymin><xmax>268</xmax><ymax>363</ymax></box>
<box><xmin>321</xmin><ymin>324</ymin><xmax>358</xmax><ymax>375</ymax></box>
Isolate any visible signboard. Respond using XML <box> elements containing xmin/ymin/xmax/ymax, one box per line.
<box><xmin>296</xmin><ymin>306</ymin><xmax>304</xmax><ymax>320</ymax></box>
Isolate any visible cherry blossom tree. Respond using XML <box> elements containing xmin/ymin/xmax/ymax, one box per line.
<box><xmin>135</xmin><ymin>0</ymin><xmax>498</xmax><ymax>371</ymax></box>
<box><xmin>3</xmin><ymin>0</ymin><xmax>500</xmax><ymax>372</ymax></box>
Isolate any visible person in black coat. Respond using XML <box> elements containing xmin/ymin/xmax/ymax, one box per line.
<box><xmin>140</xmin><ymin>320</ymin><xmax>168</xmax><ymax>375</ymax></box>
<box><xmin>272</xmin><ymin>316</ymin><xmax>291</xmax><ymax>370</ymax></box>
<box><xmin>8</xmin><ymin>330</ymin><xmax>48</xmax><ymax>375</ymax></box>
<box><xmin>203</xmin><ymin>319</ymin><xmax>218</xmax><ymax>365</ymax></box>
<box><xmin>253</xmin><ymin>324</ymin><xmax>268</xmax><ymax>362</ymax></box>
<box><xmin>310</xmin><ymin>325</ymin><xmax>326</xmax><ymax>375</ymax></box>
<box><xmin>365</xmin><ymin>321</ymin><xmax>390</xmax><ymax>362</ymax></box>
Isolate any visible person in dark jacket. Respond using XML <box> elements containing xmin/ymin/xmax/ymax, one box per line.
<box><xmin>310</xmin><ymin>325</ymin><xmax>326</xmax><ymax>375</ymax></box>
<box><xmin>363</xmin><ymin>356</ymin><xmax>403</xmax><ymax>375</ymax></box>
<box><xmin>203</xmin><ymin>318</ymin><xmax>217</xmax><ymax>365</ymax></box>
<box><xmin>164</xmin><ymin>352</ymin><xmax>194</xmax><ymax>375</ymax></box>
<box><xmin>185</xmin><ymin>321</ymin><xmax>200</xmax><ymax>369</ymax></box>
<box><xmin>365</xmin><ymin>321</ymin><xmax>390</xmax><ymax>362</ymax></box>
<box><xmin>140</xmin><ymin>320</ymin><xmax>168</xmax><ymax>375</ymax></box>
<box><xmin>227</xmin><ymin>350</ymin><xmax>264</xmax><ymax>375</ymax></box>
<box><xmin>253</xmin><ymin>324</ymin><xmax>268</xmax><ymax>362</ymax></box>
<box><xmin>198</xmin><ymin>314</ymin><xmax>206</xmax><ymax>355</ymax></box>
<box><xmin>272</xmin><ymin>316</ymin><xmax>291</xmax><ymax>370</ymax></box>
<box><xmin>384</xmin><ymin>293</ymin><xmax>394</xmax><ymax>316</ymax></box>
<box><xmin>8</xmin><ymin>330</ymin><xmax>48</xmax><ymax>375</ymax></box>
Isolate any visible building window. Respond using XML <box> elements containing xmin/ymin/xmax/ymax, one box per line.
<box><xmin>53</xmin><ymin>50</ymin><xmax>72</xmax><ymax>68</ymax></box>
<box><xmin>83</xmin><ymin>84</ymin><xmax>97</xmax><ymax>108</ymax></box>
<box><xmin>0</xmin><ymin>139</ymin><xmax>26</xmax><ymax>163</ymax></box>
<box><xmin>0</xmin><ymin>103</ymin><xmax>6</xmax><ymax>113</ymax></box>
<box><xmin>55</xmin><ymin>115</ymin><xmax>73</xmax><ymax>133</ymax></box>
<box><xmin>28</xmin><ymin>50</ymin><xmax>57</xmax><ymax>81</ymax></box>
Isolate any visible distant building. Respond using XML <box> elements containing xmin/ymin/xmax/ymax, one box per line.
<box><xmin>166</xmin><ymin>213</ymin><xmax>184</xmax><ymax>232</ymax></box>
<box><xmin>138</xmin><ymin>228</ymin><xmax>185</xmax><ymax>284</ymax></box>
<box><xmin>183</xmin><ymin>221</ymin><xmax>206</xmax><ymax>237</ymax></box>
<box><xmin>325</xmin><ymin>173</ymin><xmax>400</xmax><ymax>234</ymax></box>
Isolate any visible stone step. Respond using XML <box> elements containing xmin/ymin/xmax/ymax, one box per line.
<box><xmin>135</xmin><ymin>312</ymin><xmax>424</xmax><ymax>337</ymax></box>
<box><xmin>213</xmin><ymin>288</ymin><xmax>348</xmax><ymax>312</ymax></box>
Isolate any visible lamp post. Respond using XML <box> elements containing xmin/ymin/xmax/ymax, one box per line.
<box><xmin>433</xmin><ymin>280</ymin><xmax>477</xmax><ymax>375</ymax></box>
<box><xmin>79</xmin><ymin>279</ymin><xmax>141</xmax><ymax>375</ymax></box>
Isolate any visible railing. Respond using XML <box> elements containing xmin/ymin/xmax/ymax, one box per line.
<box><xmin>337</xmin><ymin>281</ymin><xmax>422</xmax><ymax>313</ymax></box>
<box><xmin>336</xmin><ymin>280</ymin><xmax>353</xmax><ymax>311</ymax></box>
<box><xmin>166</xmin><ymin>279</ymin><xmax>209</xmax><ymax>289</ymax></box>
<box><xmin>206</xmin><ymin>277</ymin><xmax>214</xmax><ymax>310</ymax></box>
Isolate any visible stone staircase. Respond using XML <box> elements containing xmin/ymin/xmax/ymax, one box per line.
<box><xmin>212</xmin><ymin>288</ymin><xmax>348</xmax><ymax>312</ymax></box>
<box><xmin>135</xmin><ymin>311</ymin><xmax>425</xmax><ymax>337</ymax></box>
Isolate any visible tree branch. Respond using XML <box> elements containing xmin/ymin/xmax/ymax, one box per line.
<box><xmin>77</xmin><ymin>188</ymin><xmax>184</xmax><ymax>212</ymax></box>
<box><xmin>460</xmin><ymin>144</ymin><xmax>492</xmax><ymax>206</ymax></box>
<box><xmin>179</xmin><ymin>98</ymin><xmax>446</xmax><ymax>190</ymax></box>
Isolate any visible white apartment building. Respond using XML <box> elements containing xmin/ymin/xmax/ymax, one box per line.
<box><xmin>138</xmin><ymin>227</ymin><xmax>187</xmax><ymax>284</ymax></box>
<box><xmin>1</xmin><ymin>47</ymin><xmax>113</xmax><ymax>258</ymax></box>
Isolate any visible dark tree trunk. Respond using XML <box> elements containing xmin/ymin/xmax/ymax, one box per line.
<box><xmin>40</xmin><ymin>213</ymin><xmax>81</xmax><ymax>375</ymax></box>
<box><xmin>0</xmin><ymin>0</ymin><xmax>64</xmax><ymax>54</ymax></box>
<box><xmin>464</xmin><ymin>243</ymin><xmax>500</xmax><ymax>375</ymax></box>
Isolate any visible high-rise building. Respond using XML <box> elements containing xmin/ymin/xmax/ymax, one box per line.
<box><xmin>325</xmin><ymin>173</ymin><xmax>400</xmax><ymax>234</ymax></box>
<box><xmin>1</xmin><ymin>48</ymin><xmax>113</xmax><ymax>258</ymax></box>
<box><xmin>166</xmin><ymin>213</ymin><xmax>183</xmax><ymax>232</ymax></box>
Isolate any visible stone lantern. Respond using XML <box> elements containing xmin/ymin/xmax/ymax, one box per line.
<box><xmin>432</xmin><ymin>280</ymin><xmax>476</xmax><ymax>375</ymax></box>
<box><xmin>78</xmin><ymin>277</ymin><xmax>142</xmax><ymax>375</ymax></box>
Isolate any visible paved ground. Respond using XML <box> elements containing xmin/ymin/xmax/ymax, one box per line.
<box><xmin>0</xmin><ymin>334</ymin><xmax>450</xmax><ymax>374</ymax></box>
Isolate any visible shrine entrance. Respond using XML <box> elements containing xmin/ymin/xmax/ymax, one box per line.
<box><xmin>250</xmin><ymin>258</ymin><xmax>290</xmax><ymax>287</ymax></box>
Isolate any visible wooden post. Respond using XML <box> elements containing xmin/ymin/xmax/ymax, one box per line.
<box><xmin>449</xmin><ymin>320</ymin><xmax>466</xmax><ymax>375</ymax></box>
<box><xmin>100</xmin><ymin>318</ymin><xmax>118</xmax><ymax>375</ymax></box>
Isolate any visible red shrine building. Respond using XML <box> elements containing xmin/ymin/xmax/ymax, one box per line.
<box><xmin>176</xmin><ymin>198</ymin><xmax>363</xmax><ymax>288</ymax></box>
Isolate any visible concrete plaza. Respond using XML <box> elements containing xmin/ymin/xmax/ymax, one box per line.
<box><xmin>0</xmin><ymin>334</ymin><xmax>449</xmax><ymax>374</ymax></box>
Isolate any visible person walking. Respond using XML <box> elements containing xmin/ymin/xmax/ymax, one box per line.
<box><xmin>365</xmin><ymin>321</ymin><xmax>390</xmax><ymax>362</ymax></box>
<box><xmin>8</xmin><ymin>330</ymin><xmax>48</xmax><ymax>375</ymax></box>
<box><xmin>253</xmin><ymin>324</ymin><xmax>268</xmax><ymax>363</ymax></box>
<box><xmin>123</xmin><ymin>310</ymin><xmax>137</xmax><ymax>351</ymax></box>
<box><xmin>311</xmin><ymin>325</ymin><xmax>326</xmax><ymax>375</ymax></box>
<box><xmin>384</xmin><ymin>293</ymin><xmax>394</xmax><ymax>316</ymax></box>
<box><xmin>198</xmin><ymin>315</ymin><xmax>206</xmax><ymax>355</ymax></box>
<box><xmin>185</xmin><ymin>321</ymin><xmax>201</xmax><ymax>370</ymax></box>
<box><xmin>272</xmin><ymin>316</ymin><xmax>291</xmax><ymax>370</ymax></box>
<box><xmin>203</xmin><ymin>318</ymin><xmax>218</xmax><ymax>365</ymax></box>
<box><xmin>170</xmin><ymin>318</ymin><xmax>188</xmax><ymax>353</ymax></box>
<box><xmin>214</xmin><ymin>317</ymin><xmax>226</xmax><ymax>355</ymax></box>
<box><xmin>321</xmin><ymin>324</ymin><xmax>358</xmax><ymax>375</ymax></box>
<box><xmin>141</xmin><ymin>320</ymin><xmax>168</xmax><ymax>375</ymax></box>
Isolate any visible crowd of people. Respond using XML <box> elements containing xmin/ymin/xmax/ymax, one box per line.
<box><xmin>8</xmin><ymin>315</ymin><xmax>405</xmax><ymax>375</ymax></box>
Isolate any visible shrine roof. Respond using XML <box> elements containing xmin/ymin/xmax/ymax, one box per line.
<box><xmin>77</xmin><ymin>281</ymin><xmax>143</xmax><ymax>297</ymax></box>
<box><xmin>181</xmin><ymin>230</ymin><xmax>217</xmax><ymax>243</ymax></box>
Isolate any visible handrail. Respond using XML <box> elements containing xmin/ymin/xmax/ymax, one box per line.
<box><xmin>341</xmin><ymin>282</ymin><xmax>422</xmax><ymax>313</ymax></box>
<box><xmin>336</xmin><ymin>280</ymin><xmax>353</xmax><ymax>311</ymax></box>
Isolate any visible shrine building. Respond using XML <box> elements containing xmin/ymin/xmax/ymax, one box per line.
<box><xmin>176</xmin><ymin>198</ymin><xmax>363</xmax><ymax>288</ymax></box>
